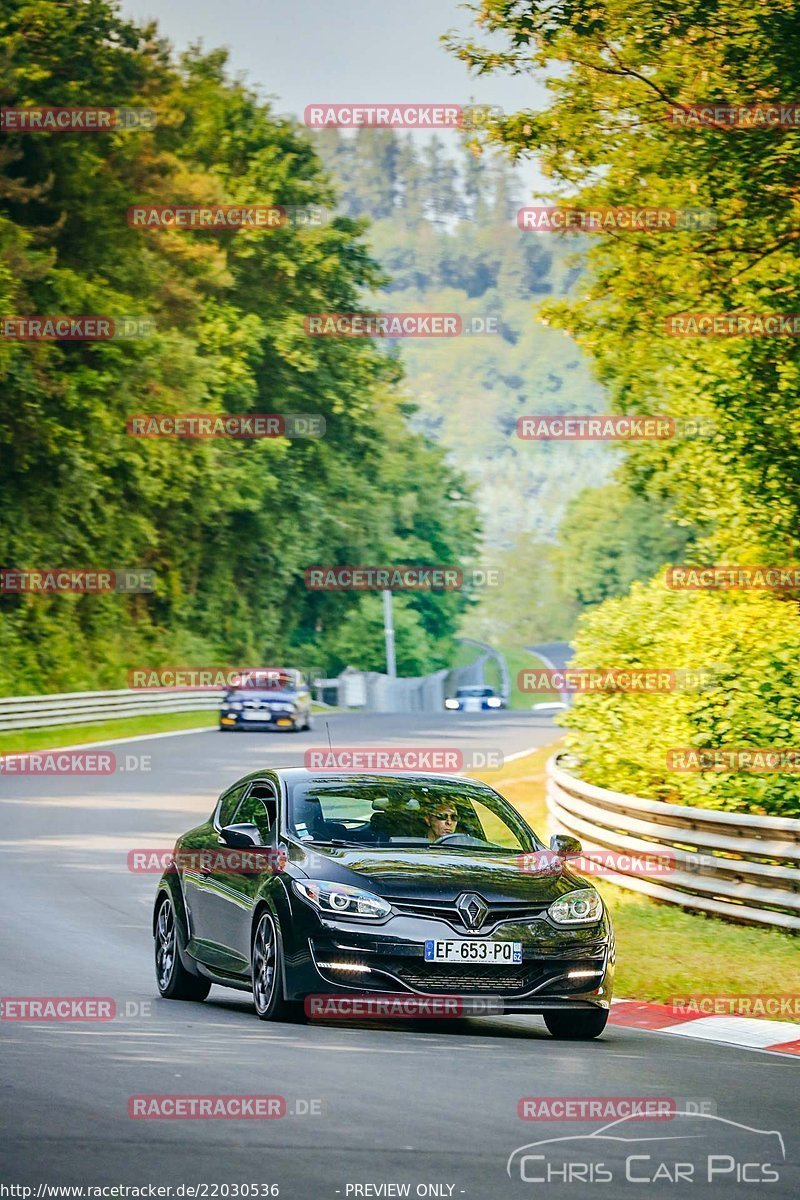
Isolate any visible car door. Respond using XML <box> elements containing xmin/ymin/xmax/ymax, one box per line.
<box><xmin>182</xmin><ymin>782</ymin><xmax>248</xmax><ymax>971</ymax></box>
<box><xmin>201</xmin><ymin>779</ymin><xmax>281</xmax><ymax>967</ymax></box>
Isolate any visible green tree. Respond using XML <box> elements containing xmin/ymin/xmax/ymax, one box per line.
<box><xmin>0</xmin><ymin>0</ymin><xmax>479</xmax><ymax>692</ymax></box>
<box><xmin>447</xmin><ymin>0</ymin><xmax>800</xmax><ymax>560</ymax></box>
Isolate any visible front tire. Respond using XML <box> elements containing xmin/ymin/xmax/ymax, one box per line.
<box><xmin>154</xmin><ymin>894</ymin><xmax>211</xmax><ymax>1001</ymax></box>
<box><xmin>543</xmin><ymin>1008</ymin><xmax>608</xmax><ymax>1040</ymax></box>
<box><xmin>252</xmin><ymin>909</ymin><xmax>292</xmax><ymax>1021</ymax></box>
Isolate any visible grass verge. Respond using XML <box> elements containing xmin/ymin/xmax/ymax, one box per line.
<box><xmin>470</xmin><ymin>740</ymin><xmax>800</xmax><ymax>1012</ymax></box>
<box><xmin>0</xmin><ymin>709</ymin><xmax>217</xmax><ymax>755</ymax></box>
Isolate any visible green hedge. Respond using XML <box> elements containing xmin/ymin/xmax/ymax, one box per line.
<box><xmin>559</xmin><ymin>578</ymin><xmax>800</xmax><ymax>817</ymax></box>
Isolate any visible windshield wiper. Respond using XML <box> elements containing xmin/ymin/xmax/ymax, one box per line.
<box><xmin>308</xmin><ymin>838</ymin><xmax>363</xmax><ymax>848</ymax></box>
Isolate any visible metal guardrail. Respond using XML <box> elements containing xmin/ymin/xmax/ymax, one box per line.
<box><xmin>0</xmin><ymin>688</ymin><xmax>224</xmax><ymax>732</ymax></box>
<box><xmin>546</xmin><ymin>754</ymin><xmax>800</xmax><ymax>931</ymax></box>
<box><xmin>0</xmin><ymin>653</ymin><xmax>482</xmax><ymax>730</ymax></box>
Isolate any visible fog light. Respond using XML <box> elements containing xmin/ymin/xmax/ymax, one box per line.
<box><xmin>317</xmin><ymin>961</ymin><xmax>372</xmax><ymax>973</ymax></box>
<box><xmin>567</xmin><ymin>968</ymin><xmax>604</xmax><ymax>978</ymax></box>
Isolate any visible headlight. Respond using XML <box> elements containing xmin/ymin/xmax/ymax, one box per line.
<box><xmin>486</xmin><ymin>697</ymin><xmax>502</xmax><ymax>708</ymax></box>
<box><xmin>292</xmin><ymin>880</ymin><xmax>392</xmax><ymax>920</ymax></box>
<box><xmin>226</xmin><ymin>702</ymin><xmax>243</xmax><ymax>712</ymax></box>
<box><xmin>445</xmin><ymin>698</ymin><xmax>459</xmax><ymax>710</ymax></box>
<box><xmin>548</xmin><ymin>888</ymin><xmax>603</xmax><ymax>926</ymax></box>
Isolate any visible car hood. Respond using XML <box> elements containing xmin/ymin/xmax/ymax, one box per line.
<box><xmin>292</xmin><ymin>844</ymin><xmax>586</xmax><ymax>903</ymax></box>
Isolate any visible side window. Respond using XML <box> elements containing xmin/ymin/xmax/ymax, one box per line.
<box><xmin>235</xmin><ymin>784</ymin><xmax>278</xmax><ymax>839</ymax></box>
<box><xmin>216</xmin><ymin>784</ymin><xmax>247</xmax><ymax>829</ymax></box>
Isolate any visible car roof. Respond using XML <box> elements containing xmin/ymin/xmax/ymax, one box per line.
<box><xmin>235</xmin><ymin>767</ymin><xmax>498</xmax><ymax>790</ymax></box>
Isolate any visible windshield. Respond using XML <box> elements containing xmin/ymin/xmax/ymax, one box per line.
<box><xmin>231</xmin><ymin>670</ymin><xmax>297</xmax><ymax>692</ymax></box>
<box><xmin>456</xmin><ymin>687</ymin><xmax>494</xmax><ymax>698</ymax></box>
<box><xmin>286</xmin><ymin>779</ymin><xmax>541</xmax><ymax>853</ymax></box>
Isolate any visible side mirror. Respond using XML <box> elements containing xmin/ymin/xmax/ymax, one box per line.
<box><xmin>550</xmin><ymin>834</ymin><xmax>582</xmax><ymax>857</ymax></box>
<box><xmin>220</xmin><ymin>822</ymin><xmax>264</xmax><ymax>849</ymax></box>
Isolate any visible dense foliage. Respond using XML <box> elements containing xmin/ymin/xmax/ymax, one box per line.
<box><xmin>448</xmin><ymin>0</ymin><xmax>800</xmax><ymax>560</ymax></box>
<box><xmin>450</xmin><ymin>0</ymin><xmax>800</xmax><ymax>811</ymax></box>
<box><xmin>0</xmin><ymin>0</ymin><xmax>481</xmax><ymax>692</ymax></box>
<box><xmin>561</xmin><ymin>581</ymin><xmax>800</xmax><ymax>817</ymax></box>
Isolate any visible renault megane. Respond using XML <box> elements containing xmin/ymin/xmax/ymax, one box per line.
<box><xmin>153</xmin><ymin>769</ymin><xmax>614</xmax><ymax>1038</ymax></box>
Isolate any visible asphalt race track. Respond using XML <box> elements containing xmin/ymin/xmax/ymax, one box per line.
<box><xmin>1</xmin><ymin>711</ymin><xmax>797</xmax><ymax>1198</ymax></box>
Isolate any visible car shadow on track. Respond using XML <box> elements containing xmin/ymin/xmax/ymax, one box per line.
<box><xmin>202</xmin><ymin>993</ymin><xmax>609</xmax><ymax>1042</ymax></box>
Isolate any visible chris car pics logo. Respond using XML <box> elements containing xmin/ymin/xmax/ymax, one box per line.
<box><xmin>506</xmin><ymin>1112</ymin><xmax>785</xmax><ymax>1185</ymax></box>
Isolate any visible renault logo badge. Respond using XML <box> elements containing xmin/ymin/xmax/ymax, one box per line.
<box><xmin>455</xmin><ymin>893</ymin><xmax>489</xmax><ymax>931</ymax></box>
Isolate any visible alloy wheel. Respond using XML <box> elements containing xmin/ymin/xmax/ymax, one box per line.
<box><xmin>253</xmin><ymin>912</ymin><xmax>277</xmax><ymax>1014</ymax></box>
<box><xmin>155</xmin><ymin>898</ymin><xmax>176</xmax><ymax>992</ymax></box>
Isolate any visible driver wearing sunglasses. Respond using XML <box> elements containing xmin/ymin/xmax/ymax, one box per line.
<box><xmin>423</xmin><ymin>803</ymin><xmax>459</xmax><ymax>842</ymax></box>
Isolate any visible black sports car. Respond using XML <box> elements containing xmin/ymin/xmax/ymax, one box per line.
<box><xmin>218</xmin><ymin>669</ymin><xmax>312</xmax><ymax>732</ymax></box>
<box><xmin>153</xmin><ymin>769</ymin><xmax>614</xmax><ymax>1038</ymax></box>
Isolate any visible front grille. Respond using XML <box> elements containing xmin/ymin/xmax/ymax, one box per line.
<box><xmin>371</xmin><ymin>955</ymin><xmax>604</xmax><ymax>996</ymax></box>
<box><xmin>391</xmin><ymin>897</ymin><xmax>549</xmax><ymax>929</ymax></box>
<box><xmin>395</xmin><ymin>962</ymin><xmax>535</xmax><ymax>994</ymax></box>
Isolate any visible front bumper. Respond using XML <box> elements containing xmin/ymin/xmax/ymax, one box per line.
<box><xmin>281</xmin><ymin>903</ymin><xmax>614</xmax><ymax>1013</ymax></box>
<box><xmin>220</xmin><ymin>712</ymin><xmax>298</xmax><ymax>730</ymax></box>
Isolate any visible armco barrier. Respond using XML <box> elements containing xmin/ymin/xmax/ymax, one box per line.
<box><xmin>0</xmin><ymin>653</ymin><xmax>488</xmax><ymax>730</ymax></box>
<box><xmin>546</xmin><ymin>754</ymin><xmax>800</xmax><ymax>931</ymax></box>
<box><xmin>0</xmin><ymin>688</ymin><xmax>223</xmax><ymax>732</ymax></box>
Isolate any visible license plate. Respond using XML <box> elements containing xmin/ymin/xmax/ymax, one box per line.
<box><xmin>424</xmin><ymin>940</ymin><xmax>522</xmax><ymax>964</ymax></box>
<box><xmin>242</xmin><ymin>710</ymin><xmax>270</xmax><ymax>720</ymax></box>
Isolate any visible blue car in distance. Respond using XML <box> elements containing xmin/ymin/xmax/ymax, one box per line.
<box><xmin>219</xmin><ymin>669</ymin><xmax>313</xmax><ymax>733</ymax></box>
